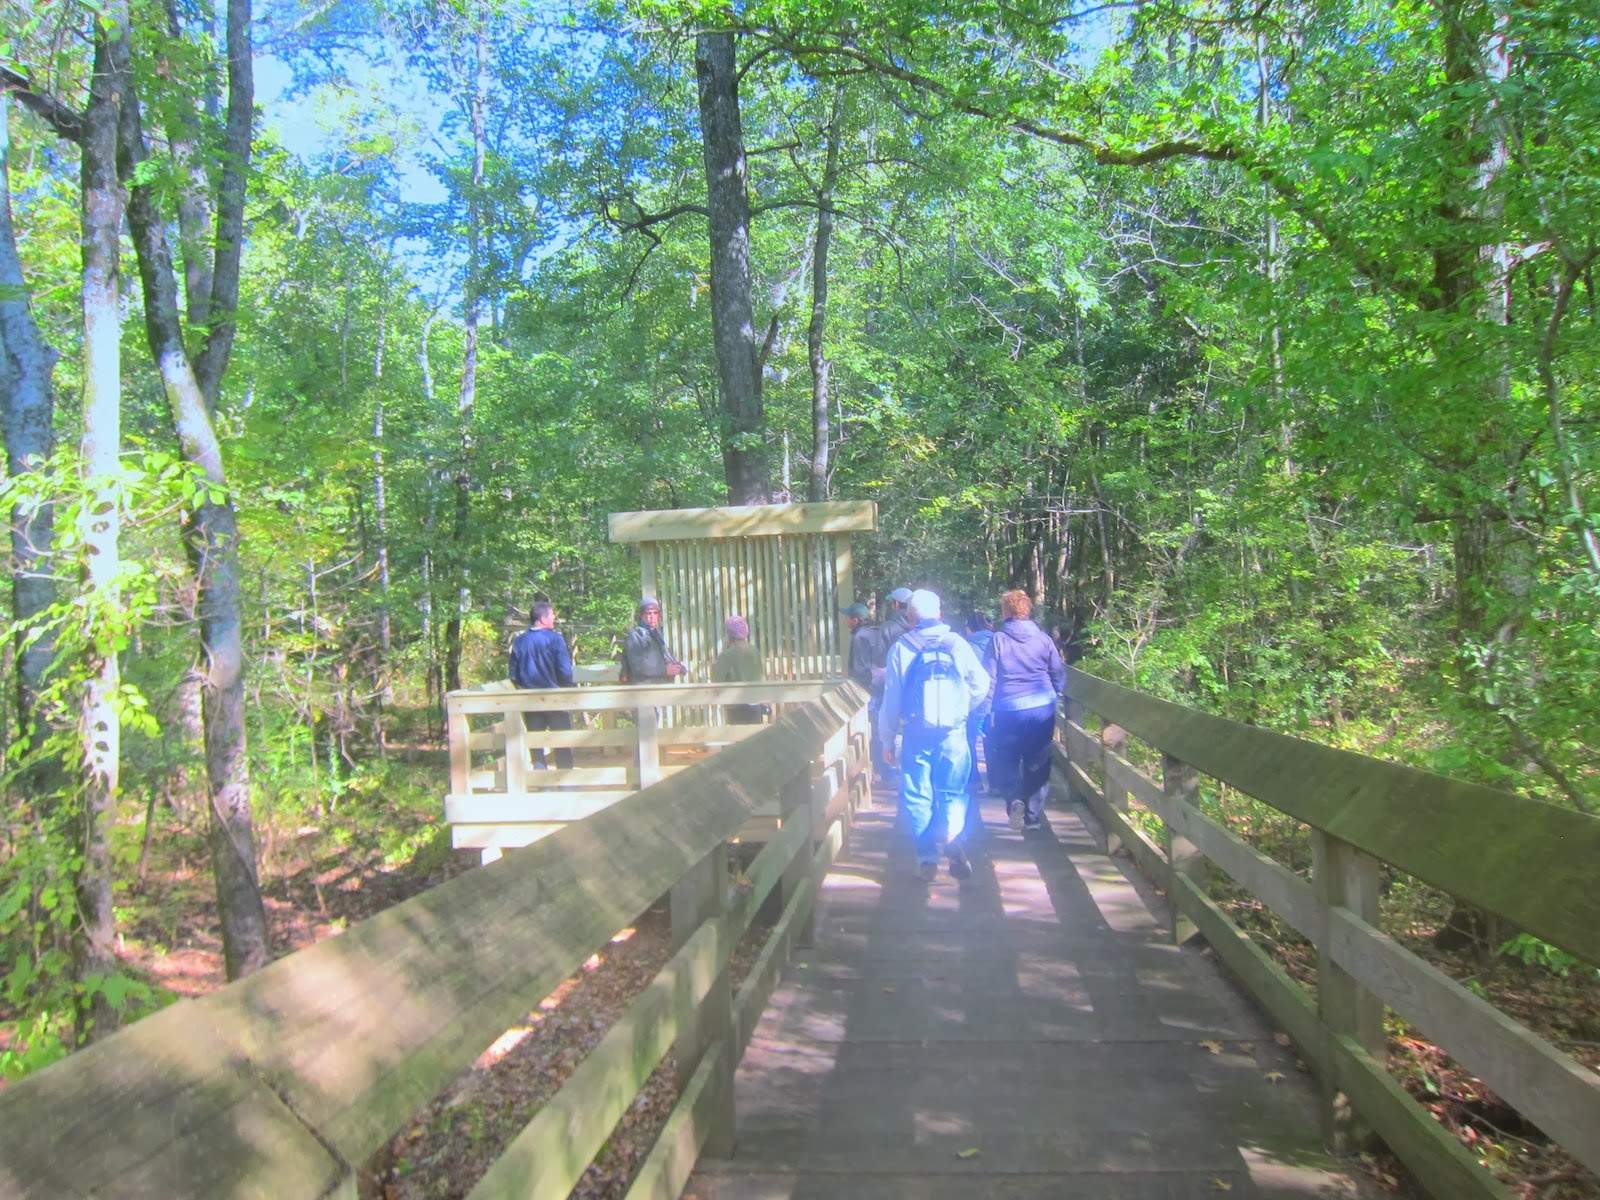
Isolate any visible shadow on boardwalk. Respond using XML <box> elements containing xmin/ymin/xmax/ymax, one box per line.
<box><xmin>687</xmin><ymin>785</ymin><xmax>1382</xmax><ymax>1199</ymax></box>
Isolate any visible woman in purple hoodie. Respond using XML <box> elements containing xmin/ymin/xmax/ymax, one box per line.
<box><xmin>984</xmin><ymin>590</ymin><xmax>1067</xmax><ymax>831</ymax></box>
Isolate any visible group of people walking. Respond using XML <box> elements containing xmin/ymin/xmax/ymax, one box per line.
<box><xmin>509</xmin><ymin>586</ymin><xmax>1065</xmax><ymax>881</ymax></box>
<box><xmin>846</xmin><ymin>586</ymin><xmax>1066</xmax><ymax>884</ymax></box>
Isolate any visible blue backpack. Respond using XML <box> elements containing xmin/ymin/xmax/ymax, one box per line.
<box><xmin>902</xmin><ymin>634</ymin><xmax>969</xmax><ymax>729</ymax></box>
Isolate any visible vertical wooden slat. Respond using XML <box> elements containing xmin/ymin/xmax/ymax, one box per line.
<box><xmin>790</xmin><ymin>534</ymin><xmax>806</xmax><ymax>678</ymax></box>
<box><xmin>637</xmin><ymin>702</ymin><xmax>661</xmax><ymax>788</ymax></box>
<box><xmin>812</xmin><ymin>537</ymin><xmax>825</xmax><ymax>678</ymax></box>
<box><xmin>640</xmin><ymin>545</ymin><xmax>656</xmax><ymax>606</ymax></box>
<box><xmin>669</xmin><ymin>842</ymin><xmax>735</xmax><ymax>1156</ymax></box>
<box><xmin>696</xmin><ymin>539</ymin><xmax>710</xmax><ymax>678</ymax></box>
<box><xmin>773</xmin><ymin>535</ymin><xmax>788</xmax><ymax>678</ymax></box>
<box><xmin>763</xmin><ymin>535</ymin><xmax>780</xmax><ymax>677</ymax></box>
<box><xmin>833</xmin><ymin>534</ymin><xmax>852</xmax><ymax>673</ymax></box>
<box><xmin>684</xmin><ymin>539</ymin><xmax>697</xmax><ymax>677</ymax></box>
<box><xmin>752</xmin><ymin>534</ymin><xmax>771</xmax><ymax>678</ymax></box>
<box><xmin>1313</xmin><ymin>829</ymin><xmax>1385</xmax><ymax>1150</ymax></box>
<box><xmin>448</xmin><ymin>700</ymin><xmax>470</xmax><ymax>795</ymax></box>
<box><xmin>503</xmin><ymin>712</ymin><xmax>527</xmax><ymax>799</ymax></box>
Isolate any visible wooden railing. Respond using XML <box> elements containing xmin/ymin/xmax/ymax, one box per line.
<box><xmin>1056</xmin><ymin>668</ymin><xmax>1600</xmax><ymax>1200</ymax></box>
<box><xmin>0</xmin><ymin>683</ymin><xmax>872</xmax><ymax>1200</ymax></box>
<box><xmin>447</xmin><ymin>679</ymin><xmax>837</xmax><ymax>861</ymax></box>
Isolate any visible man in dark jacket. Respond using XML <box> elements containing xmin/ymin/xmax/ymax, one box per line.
<box><xmin>842</xmin><ymin>602</ymin><xmax>882</xmax><ymax>688</ymax></box>
<box><xmin>985</xmin><ymin>589</ymin><xmax>1066</xmax><ymax>831</ymax></box>
<box><xmin>962</xmin><ymin>611</ymin><xmax>996</xmax><ymax>804</ymax></box>
<box><xmin>871</xmin><ymin>587</ymin><xmax>915</xmax><ymax>780</ymax></box>
<box><xmin>618</xmin><ymin>596</ymin><xmax>685</xmax><ymax>684</ymax></box>
<box><xmin>509</xmin><ymin>599</ymin><xmax>576</xmax><ymax>769</ymax></box>
<box><xmin>842</xmin><ymin>601</ymin><xmax>885</xmax><ymax>760</ymax></box>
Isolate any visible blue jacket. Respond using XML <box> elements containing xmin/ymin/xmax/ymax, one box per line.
<box><xmin>985</xmin><ymin>618</ymin><xmax>1065</xmax><ymax>712</ymax></box>
<box><xmin>510</xmin><ymin>626</ymin><xmax>574</xmax><ymax>689</ymax></box>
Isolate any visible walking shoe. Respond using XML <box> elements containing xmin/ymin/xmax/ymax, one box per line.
<box><xmin>1008</xmin><ymin>801</ymin><xmax>1025</xmax><ymax>832</ymax></box>
<box><xmin>917</xmin><ymin>861</ymin><xmax>939</xmax><ymax>884</ymax></box>
<box><xmin>947</xmin><ymin>848</ymin><xmax>973</xmax><ymax>880</ymax></box>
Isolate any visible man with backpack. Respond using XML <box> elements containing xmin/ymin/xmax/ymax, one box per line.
<box><xmin>879</xmin><ymin>589</ymin><xmax>991</xmax><ymax>883</ymax></box>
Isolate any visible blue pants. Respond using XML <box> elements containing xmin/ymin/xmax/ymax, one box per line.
<box><xmin>900</xmin><ymin>724</ymin><xmax>971</xmax><ymax>864</ymax></box>
<box><xmin>965</xmin><ymin>711</ymin><xmax>989</xmax><ymax>793</ymax></box>
<box><xmin>988</xmin><ymin>703</ymin><xmax>1056</xmax><ymax>824</ymax></box>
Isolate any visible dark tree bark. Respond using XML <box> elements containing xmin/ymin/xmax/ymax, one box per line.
<box><xmin>445</xmin><ymin>14</ymin><xmax>488</xmax><ymax>696</ymax></box>
<box><xmin>121</xmin><ymin>0</ymin><xmax>271</xmax><ymax>979</ymax></box>
<box><xmin>161</xmin><ymin>0</ymin><xmax>215</xmax><ymax>336</ymax></box>
<box><xmin>695</xmin><ymin>32</ymin><xmax>769</xmax><ymax>505</ymax></box>
<box><xmin>806</xmin><ymin>83</ymin><xmax>844</xmax><ymax>503</ymax></box>
<box><xmin>75</xmin><ymin>11</ymin><xmax>131</xmax><ymax>1041</ymax></box>
<box><xmin>191</xmin><ymin>0</ymin><xmax>251</xmax><ymax>411</ymax></box>
<box><xmin>0</xmin><ymin>94</ymin><xmax>61</xmax><ymax>756</ymax></box>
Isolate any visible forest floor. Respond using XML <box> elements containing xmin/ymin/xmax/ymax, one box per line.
<box><xmin>1194</xmin><ymin>816</ymin><xmax>1600</xmax><ymax>1200</ymax></box>
<box><xmin>59</xmin><ymin>737</ymin><xmax>1600</xmax><ymax>1200</ymax></box>
<box><xmin>105</xmin><ymin>737</ymin><xmax>761</xmax><ymax>1200</ymax></box>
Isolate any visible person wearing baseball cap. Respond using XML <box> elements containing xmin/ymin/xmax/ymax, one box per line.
<box><xmin>618</xmin><ymin>596</ymin><xmax>686</xmax><ymax>684</ymax></box>
<box><xmin>878</xmin><ymin>588</ymin><xmax>991</xmax><ymax>882</ymax></box>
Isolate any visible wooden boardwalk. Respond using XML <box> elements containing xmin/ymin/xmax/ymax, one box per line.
<box><xmin>688</xmin><ymin>787</ymin><xmax>1374</xmax><ymax>1199</ymax></box>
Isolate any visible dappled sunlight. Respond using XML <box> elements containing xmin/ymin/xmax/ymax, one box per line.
<box><xmin>913</xmin><ymin>1108</ymin><xmax>973</xmax><ymax>1138</ymax></box>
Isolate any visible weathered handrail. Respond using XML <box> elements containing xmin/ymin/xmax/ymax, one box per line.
<box><xmin>0</xmin><ymin>682</ymin><xmax>872</xmax><ymax>1199</ymax></box>
<box><xmin>1057</xmin><ymin>667</ymin><xmax>1600</xmax><ymax>1200</ymax></box>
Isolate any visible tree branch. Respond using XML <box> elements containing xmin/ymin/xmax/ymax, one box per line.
<box><xmin>0</xmin><ymin>66</ymin><xmax>84</xmax><ymax>143</ymax></box>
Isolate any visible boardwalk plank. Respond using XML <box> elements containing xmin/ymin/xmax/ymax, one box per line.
<box><xmin>689</xmin><ymin>796</ymin><xmax>1377</xmax><ymax>1200</ymax></box>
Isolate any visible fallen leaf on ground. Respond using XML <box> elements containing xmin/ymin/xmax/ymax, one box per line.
<box><xmin>1211</xmin><ymin>1178</ymin><xmax>1233</xmax><ymax>1192</ymax></box>
<box><xmin>956</xmin><ymin>1147</ymin><xmax>981</xmax><ymax>1160</ymax></box>
<box><xmin>1264</xmin><ymin>1071</ymin><xmax>1285</xmax><ymax>1084</ymax></box>
<box><xmin>1273</xmin><ymin>1032</ymin><xmax>1291</xmax><ymax>1047</ymax></box>
<box><xmin>1199</xmin><ymin>1040</ymin><xmax>1223</xmax><ymax>1054</ymax></box>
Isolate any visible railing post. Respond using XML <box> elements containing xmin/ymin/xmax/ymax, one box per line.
<box><xmin>447</xmin><ymin>698</ymin><xmax>469</xmax><ymax>795</ymax></box>
<box><xmin>1161</xmin><ymin>754</ymin><xmax>1204</xmax><ymax>945</ymax></box>
<box><xmin>670</xmin><ymin>841</ymin><xmax>735</xmax><ymax>1156</ymax></box>
<box><xmin>636</xmin><ymin>702</ymin><xmax>660</xmax><ymax>788</ymax></box>
<box><xmin>780</xmin><ymin>757</ymin><xmax>823</xmax><ymax>948</ymax></box>
<box><xmin>502</xmin><ymin>711</ymin><xmax>527</xmax><ymax>798</ymax></box>
<box><xmin>1312</xmin><ymin>829</ymin><xmax>1384</xmax><ymax>1151</ymax></box>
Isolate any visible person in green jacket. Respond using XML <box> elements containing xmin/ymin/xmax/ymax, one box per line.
<box><xmin>713</xmin><ymin>614</ymin><xmax>766</xmax><ymax>724</ymax></box>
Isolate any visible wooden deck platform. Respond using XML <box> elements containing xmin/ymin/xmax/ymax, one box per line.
<box><xmin>686</xmin><ymin>785</ymin><xmax>1376</xmax><ymax>1199</ymax></box>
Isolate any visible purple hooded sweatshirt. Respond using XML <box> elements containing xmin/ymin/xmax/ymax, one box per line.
<box><xmin>985</xmin><ymin>617</ymin><xmax>1066</xmax><ymax>712</ymax></box>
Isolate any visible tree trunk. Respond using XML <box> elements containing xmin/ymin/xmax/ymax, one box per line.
<box><xmin>191</xmin><ymin>0</ymin><xmax>251</xmax><ymax>411</ymax></box>
<box><xmin>121</xmin><ymin>0</ymin><xmax>271</xmax><ymax>979</ymax></box>
<box><xmin>807</xmin><ymin>83</ymin><xmax>844</xmax><ymax>503</ymax></box>
<box><xmin>0</xmin><ymin>93</ymin><xmax>61</xmax><ymax>762</ymax></box>
<box><xmin>446</xmin><ymin>16</ymin><xmax>488</xmax><ymax>696</ymax></box>
<box><xmin>74</xmin><ymin>12</ymin><xmax>131</xmax><ymax>1042</ymax></box>
<box><xmin>161</xmin><ymin>0</ymin><xmax>215</xmax><ymax>335</ymax></box>
<box><xmin>695</xmin><ymin>31</ymin><xmax>769</xmax><ymax>505</ymax></box>
<box><xmin>372</xmin><ymin>299</ymin><xmax>392</xmax><ymax>717</ymax></box>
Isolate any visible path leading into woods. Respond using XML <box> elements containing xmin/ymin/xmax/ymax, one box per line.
<box><xmin>687</xmin><ymin>785</ymin><xmax>1376</xmax><ymax>1200</ymax></box>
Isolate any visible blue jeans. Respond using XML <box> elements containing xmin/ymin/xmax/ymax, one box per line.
<box><xmin>900</xmin><ymin>724</ymin><xmax>971</xmax><ymax>864</ymax></box>
<box><xmin>965</xmin><ymin>711</ymin><xmax>989</xmax><ymax>794</ymax></box>
<box><xmin>989</xmin><ymin>703</ymin><xmax>1056</xmax><ymax>824</ymax></box>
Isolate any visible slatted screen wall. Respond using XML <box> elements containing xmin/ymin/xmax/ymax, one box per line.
<box><xmin>643</xmin><ymin>534</ymin><xmax>846</xmax><ymax>680</ymax></box>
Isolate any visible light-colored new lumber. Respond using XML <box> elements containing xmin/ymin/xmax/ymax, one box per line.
<box><xmin>446</xmin><ymin>680</ymin><xmax>831</xmax><ymax>714</ymax></box>
<box><xmin>608</xmin><ymin>499</ymin><xmax>877</xmax><ymax>543</ymax></box>
<box><xmin>444</xmin><ymin>793</ymin><xmax>635</xmax><ymax>824</ymax></box>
